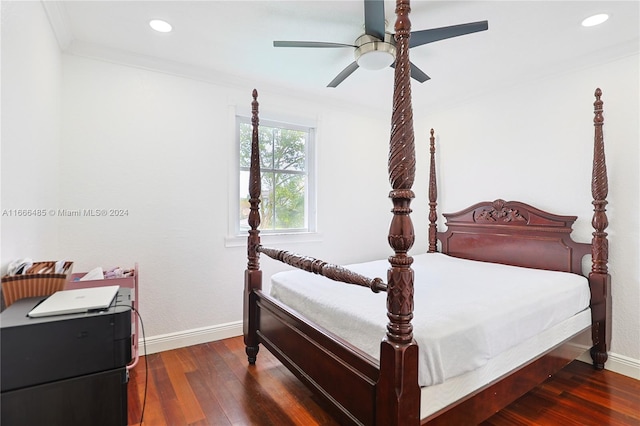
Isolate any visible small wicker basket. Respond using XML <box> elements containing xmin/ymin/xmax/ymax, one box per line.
<box><xmin>1</xmin><ymin>261</ymin><xmax>74</xmax><ymax>307</ymax></box>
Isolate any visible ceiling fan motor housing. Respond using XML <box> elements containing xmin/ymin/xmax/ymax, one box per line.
<box><xmin>354</xmin><ymin>33</ymin><xmax>397</xmax><ymax>69</ymax></box>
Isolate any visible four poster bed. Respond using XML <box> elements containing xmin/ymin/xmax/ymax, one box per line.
<box><xmin>243</xmin><ymin>1</ymin><xmax>611</xmax><ymax>425</ymax></box>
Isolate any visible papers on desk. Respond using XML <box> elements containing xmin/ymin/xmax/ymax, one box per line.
<box><xmin>79</xmin><ymin>267</ymin><xmax>104</xmax><ymax>281</ymax></box>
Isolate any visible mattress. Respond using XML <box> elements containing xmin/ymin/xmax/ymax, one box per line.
<box><xmin>269</xmin><ymin>253</ymin><xmax>591</xmax><ymax>387</ymax></box>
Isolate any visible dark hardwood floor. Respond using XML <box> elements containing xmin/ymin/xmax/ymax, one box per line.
<box><xmin>127</xmin><ymin>336</ymin><xmax>640</xmax><ymax>425</ymax></box>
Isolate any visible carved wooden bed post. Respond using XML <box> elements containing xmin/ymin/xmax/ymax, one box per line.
<box><xmin>376</xmin><ymin>1</ymin><xmax>420</xmax><ymax>424</ymax></box>
<box><xmin>428</xmin><ymin>128</ymin><xmax>438</xmax><ymax>253</ymax></box>
<box><xmin>243</xmin><ymin>89</ymin><xmax>262</xmax><ymax>364</ymax></box>
<box><xmin>589</xmin><ymin>88</ymin><xmax>611</xmax><ymax>369</ymax></box>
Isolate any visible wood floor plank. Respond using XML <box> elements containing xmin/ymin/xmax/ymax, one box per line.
<box><xmin>128</xmin><ymin>354</ymin><xmax>169</xmax><ymax>426</ymax></box>
<box><xmin>161</xmin><ymin>349</ymin><xmax>206</xmax><ymax>424</ymax></box>
<box><xmin>147</xmin><ymin>353</ymin><xmax>179</xmax><ymax>402</ymax></box>
<box><xmin>128</xmin><ymin>337</ymin><xmax>640</xmax><ymax>426</ymax></box>
<box><xmin>186</xmin><ymin>343</ymin><xmax>243</xmax><ymax>425</ymax></box>
<box><xmin>184</xmin><ymin>372</ymin><xmax>232</xmax><ymax>425</ymax></box>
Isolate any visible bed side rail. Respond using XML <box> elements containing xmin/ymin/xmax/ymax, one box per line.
<box><xmin>257</xmin><ymin>245</ymin><xmax>387</xmax><ymax>293</ymax></box>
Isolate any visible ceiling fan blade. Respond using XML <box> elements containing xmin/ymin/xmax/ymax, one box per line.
<box><xmin>274</xmin><ymin>41</ymin><xmax>355</xmax><ymax>48</ymax></box>
<box><xmin>390</xmin><ymin>61</ymin><xmax>431</xmax><ymax>83</ymax></box>
<box><xmin>364</xmin><ymin>0</ymin><xmax>386</xmax><ymax>40</ymax></box>
<box><xmin>409</xmin><ymin>21</ymin><xmax>488</xmax><ymax>48</ymax></box>
<box><xmin>408</xmin><ymin>62</ymin><xmax>430</xmax><ymax>83</ymax></box>
<box><xmin>327</xmin><ymin>61</ymin><xmax>360</xmax><ymax>88</ymax></box>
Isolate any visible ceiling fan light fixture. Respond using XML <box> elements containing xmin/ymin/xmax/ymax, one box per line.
<box><xmin>358</xmin><ymin>50</ymin><xmax>396</xmax><ymax>70</ymax></box>
<box><xmin>354</xmin><ymin>34</ymin><xmax>397</xmax><ymax>70</ymax></box>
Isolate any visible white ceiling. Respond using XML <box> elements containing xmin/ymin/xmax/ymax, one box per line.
<box><xmin>45</xmin><ymin>1</ymin><xmax>639</xmax><ymax>113</ymax></box>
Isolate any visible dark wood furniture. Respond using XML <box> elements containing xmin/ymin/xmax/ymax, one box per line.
<box><xmin>243</xmin><ymin>1</ymin><xmax>611</xmax><ymax>424</ymax></box>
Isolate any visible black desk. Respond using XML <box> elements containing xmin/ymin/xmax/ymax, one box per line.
<box><xmin>1</xmin><ymin>290</ymin><xmax>132</xmax><ymax>425</ymax></box>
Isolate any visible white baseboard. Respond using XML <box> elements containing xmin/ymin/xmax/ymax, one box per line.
<box><xmin>577</xmin><ymin>350</ymin><xmax>640</xmax><ymax>380</ymax></box>
<box><xmin>139</xmin><ymin>321</ymin><xmax>243</xmax><ymax>355</ymax></box>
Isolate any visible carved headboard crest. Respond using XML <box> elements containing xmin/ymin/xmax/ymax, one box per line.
<box><xmin>475</xmin><ymin>199</ymin><xmax>527</xmax><ymax>223</ymax></box>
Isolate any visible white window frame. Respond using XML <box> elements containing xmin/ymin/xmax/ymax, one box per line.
<box><xmin>225</xmin><ymin>106</ymin><xmax>319</xmax><ymax>247</ymax></box>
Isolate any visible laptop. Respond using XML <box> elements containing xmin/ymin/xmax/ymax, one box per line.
<box><xmin>27</xmin><ymin>285</ymin><xmax>120</xmax><ymax>318</ymax></box>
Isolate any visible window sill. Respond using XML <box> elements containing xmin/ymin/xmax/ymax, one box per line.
<box><xmin>224</xmin><ymin>231</ymin><xmax>323</xmax><ymax>248</ymax></box>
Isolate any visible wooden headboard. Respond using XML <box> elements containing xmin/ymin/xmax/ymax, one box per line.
<box><xmin>437</xmin><ymin>199</ymin><xmax>591</xmax><ymax>274</ymax></box>
<box><xmin>425</xmin><ymin>88</ymin><xmax>611</xmax><ymax>369</ymax></box>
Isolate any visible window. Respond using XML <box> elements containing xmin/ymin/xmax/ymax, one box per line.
<box><xmin>237</xmin><ymin>116</ymin><xmax>315</xmax><ymax>235</ymax></box>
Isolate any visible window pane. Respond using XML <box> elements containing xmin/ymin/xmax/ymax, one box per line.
<box><xmin>274</xmin><ymin>173</ymin><xmax>305</xmax><ymax>229</ymax></box>
<box><xmin>259</xmin><ymin>127</ymin><xmax>274</xmax><ymax>170</ymax></box>
<box><xmin>239</xmin><ymin>123</ymin><xmax>276</xmax><ymax>170</ymax></box>
<box><xmin>238</xmin><ymin>170</ymin><xmax>250</xmax><ymax>231</ymax></box>
<box><xmin>260</xmin><ymin>172</ymin><xmax>275</xmax><ymax>231</ymax></box>
<box><xmin>239</xmin><ymin>122</ymin><xmax>251</xmax><ymax>168</ymax></box>
<box><xmin>274</xmin><ymin>128</ymin><xmax>306</xmax><ymax>172</ymax></box>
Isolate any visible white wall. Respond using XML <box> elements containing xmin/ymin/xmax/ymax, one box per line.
<box><xmin>1</xmin><ymin>1</ymin><xmax>61</xmax><ymax>270</ymax></box>
<box><xmin>59</xmin><ymin>54</ymin><xmax>393</xmax><ymax>342</ymax></box>
<box><xmin>417</xmin><ymin>53</ymin><xmax>640</xmax><ymax>375</ymax></box>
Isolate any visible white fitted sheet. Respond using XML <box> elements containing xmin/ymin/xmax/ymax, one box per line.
<box><xmin>270</xmin><ymin>253</ymin><xmax>590</xmax><ymax>387</ymax></box>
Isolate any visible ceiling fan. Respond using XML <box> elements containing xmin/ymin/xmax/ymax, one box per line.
<box><xmin>273</xmin><ymin>0</ymin><xmax>488</xmax><ymax>88</ymax></box>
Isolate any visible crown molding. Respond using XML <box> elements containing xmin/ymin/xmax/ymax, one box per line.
<box><xmin>64</xmin><ymin>39</ymin><xmax>392</xmax><ymax>117</ymax></box>
<box><xmin>41</xmin><ymin>0</ymin><xmax>74</xmax><ymax>50</ymax></box>
<box><xmin>67</xmin><ymin>39</ymin><xmax>248</xmax><ymax>88</ymax></box>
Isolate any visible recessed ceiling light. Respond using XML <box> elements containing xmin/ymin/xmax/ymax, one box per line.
<box><xmin>581</xmin><ymin>14</ymin><xmax>609</xmax><ymax>27</ymax></box>
<box><xmin>149</xmin><ymin>19</ymin><xmax>172</xmax><ymax>33</ymax></box>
